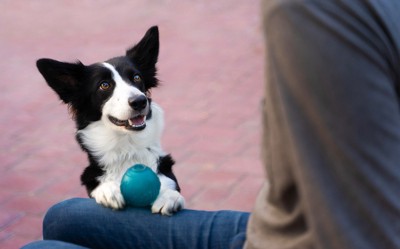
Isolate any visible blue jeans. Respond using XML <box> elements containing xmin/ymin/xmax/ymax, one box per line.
<box><xmin>21</xmin><ymin>198</ymin><xmax>249</xmax><ymax>249</ymax></box>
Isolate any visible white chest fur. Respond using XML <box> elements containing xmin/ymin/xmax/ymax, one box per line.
<box><xmin>77</xmin><ymin>102</ymin><xmax>166</xmax><ymax>182</ymax></box>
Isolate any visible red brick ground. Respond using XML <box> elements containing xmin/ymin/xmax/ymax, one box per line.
<box><xmin>0</xmin><ymin>1</ymin><xmax>264</xmax><ymax>248</ymax></box>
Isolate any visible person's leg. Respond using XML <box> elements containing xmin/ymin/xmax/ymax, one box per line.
<box><xmin>246</xmin><ymin>0</ymin><xmax>400</xmax><ymax>249</ymax></box>
<box><xmin>21</xmin><ymin>240</ymin><xmax>89</xmax><ymax>249</ymax></box>
<box><xmin>43</xmin><ymin>198</ymin><xmax>250</xmax><ymax>249</ymax></box>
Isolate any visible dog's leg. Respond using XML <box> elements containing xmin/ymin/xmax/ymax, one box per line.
<box><xmin>90</xmin><ymin>181</ymin><xmax>125</xmax><ymax>210</ymax></box>
<box><xmin>151</xmin><ymin>175</ymin><xmax>185</xmax><ymax>216</ymax></box>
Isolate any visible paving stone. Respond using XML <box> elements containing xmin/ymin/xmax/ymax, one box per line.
<box><xmin>3</xmin><ymin>215</ymin><xmax>42</xmax><ymax>239</ymax></box>
<box><xmin>0</xmin><ymin>211</ymin><xmax>24</xmax><ymax>231</ymax></box>
<box><xmin>0</xmin><ymin>173</ymin><xmax>45</xmax><ymax>195</ymax></box>
<box><xmin>1</xmin><ymin>234</ymin><xmax>39</xmax><ymax>249</ymax></box>
<box><xmin>1</xmin><ymin>195</ymin><xmax>59</xmax><ymax>216</ymax></box>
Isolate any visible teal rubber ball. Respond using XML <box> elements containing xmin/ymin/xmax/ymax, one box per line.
<box><xmin>120</xmin><ymin>164</ymin><xmax>161</xmax><ymax>207</ymax></box>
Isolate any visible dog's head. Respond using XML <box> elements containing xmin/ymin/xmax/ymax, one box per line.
<box><xmin>37</xmin><ymin>26</ymin><xmax>160</xmax><ymax>132</ymax></box>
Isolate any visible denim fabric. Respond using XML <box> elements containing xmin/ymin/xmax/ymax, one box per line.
<box><xmin>22</xmin><ymin>198</ymin><xmax>250</xmax><ymax>249</ymax></box>
<box><xmin>21</xmin><ymin>240</ymin><xmax>89</xmax><ymax>249</ymax></box>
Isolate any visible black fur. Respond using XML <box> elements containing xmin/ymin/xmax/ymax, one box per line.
<box><xmin>126</xmin><ymin>26</ymin><xmax>160</xmax><ymax>90</ymax></box>
<box><xmin>158</xmin><ymin>155</ymin><xmax>181</xmax><ymax>192</ymax></box>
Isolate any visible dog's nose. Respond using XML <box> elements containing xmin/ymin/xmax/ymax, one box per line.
<box><xmin>129</xmin><ymin>95</ymin><xmax>147</xmax><ymax>111</ymax></box>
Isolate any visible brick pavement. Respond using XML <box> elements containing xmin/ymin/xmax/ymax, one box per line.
<box><xmin>0</xmin><ymin>1</ymin><xmax>264</xmax><ymax>248</ymax></box>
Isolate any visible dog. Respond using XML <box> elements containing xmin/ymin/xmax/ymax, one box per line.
<box><xmin>36</xmin><ymin>26</ymin><xmax>184</xmax><ymax>216</ymax></box>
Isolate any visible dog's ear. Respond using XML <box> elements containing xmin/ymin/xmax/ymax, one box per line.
<box><xmin>36</xmin><ymin>58</ymin><xmax>84</xmax><ymax>103</ymax></box>
<box><xmin>126</xmin><ymin>26</ymin><xmax>159</xmax><ymax>88</ymax></box>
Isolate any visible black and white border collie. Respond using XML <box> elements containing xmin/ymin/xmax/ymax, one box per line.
<box><xmin>36</xmin><ymin>26</ymin><xmax>184</xmax><ymax>216</ymax></box>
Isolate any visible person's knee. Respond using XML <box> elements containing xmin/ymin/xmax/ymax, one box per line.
<box><xmin>43</xmin><ymin>198</ymin><xmax>91</xmax><ymax>240</ymax></box>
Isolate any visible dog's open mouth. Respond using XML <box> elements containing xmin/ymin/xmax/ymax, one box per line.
<box><xmin>108</xmin><ymin>115</ymin><xmax>146</xmax><ymax>131</ymax></box>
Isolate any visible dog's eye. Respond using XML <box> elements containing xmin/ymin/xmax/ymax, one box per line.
<box><xmin>99</xmin><ymin>82</ymin><xmax>111</xmax><ymax>91</ymax></box>
<box><xmin>133</xmin><ymin>75</ymin><xmax>142</xmax><ymax>83</ymax></box>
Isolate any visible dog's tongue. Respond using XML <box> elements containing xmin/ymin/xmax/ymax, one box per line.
<box><xmin>129</xmin><ymin>116</ymin><xmax>145</xmax><ymax>126</ymax></box>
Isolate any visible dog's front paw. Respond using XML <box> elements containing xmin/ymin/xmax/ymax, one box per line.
<box><xmin>91</xmin><ymin>181</ymin><xmax>125</xmax><ymax>210</ymax></box>
<box><xmin>151</xmin><ymin>189</ymin><xmax>185</xmax><ymax>216</ymax></box>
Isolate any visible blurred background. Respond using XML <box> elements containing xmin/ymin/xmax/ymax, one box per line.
<box><xmin>0</xmin><ymin>0</ymin><xmax>264</xmax><ymax>248</ymax></box>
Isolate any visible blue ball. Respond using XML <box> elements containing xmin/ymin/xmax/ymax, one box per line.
<box><xmin>120</xmin><ymin>164</ymin><xmax>161</xmax><ymax>207</ymax></box>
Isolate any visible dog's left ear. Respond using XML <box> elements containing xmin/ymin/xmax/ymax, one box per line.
<box><xmin>126</xmin><ymin>26</ymin><xmax>159</xmax><ymax>88</ymax></box>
